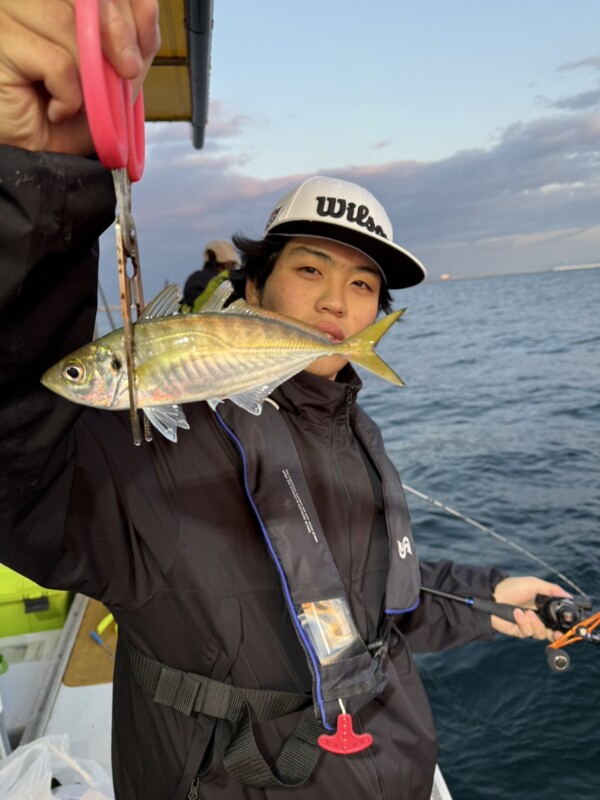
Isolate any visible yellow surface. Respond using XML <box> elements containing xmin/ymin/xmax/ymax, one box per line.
<box><xmin>144</xmin><ymin>65</ymin><xmax>191</xmax><ymax>120</ymax></box>
<box><xmin>158</xmin><ymin>0</ymin><xmax>188</xmax><ymax>55</ymax></box>
<box><xmin>145</xmin><ymin>0</ymin><xmax>191</xmax><ymax>121</ymax></box>
<box><xmin>0</xmin><ymin>564</ymin><xmax>72</xmax><ymax>636</ymax></box>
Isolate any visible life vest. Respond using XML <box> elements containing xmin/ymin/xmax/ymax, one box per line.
<box><xmin>215</xmin><ymin>400</ymin><xmax>420</xmax><ymax>729</ymax></box>
<box><xmin>124</xmin><ymin>399</ymin><xmax>420</xmax><ymax>789</ymax></box>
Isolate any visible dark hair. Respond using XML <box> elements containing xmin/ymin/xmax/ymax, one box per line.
<box><xmin>231</xmin><ymin>233</ymin><xmax>393</xmax><ymax>313</ymax></box>
<box><xmin>204</xmin><ymin>249</ymin><xmax>218</xmax><ymax>270</ymax></box>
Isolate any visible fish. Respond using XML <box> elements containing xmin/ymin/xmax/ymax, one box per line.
<box><xmin>41</xmin><ymin>281</ymin><xmax>406</xmax><ymax>442</ymax></box>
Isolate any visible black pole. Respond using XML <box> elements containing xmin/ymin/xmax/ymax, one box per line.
<box><xmin>421</xmin><ymin>586</ymin><xmax>525</xmax><ymax>625</ymax></box>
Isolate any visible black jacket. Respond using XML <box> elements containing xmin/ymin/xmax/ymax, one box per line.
<box><xmin>0</xmin><ymin>147</ymin><xmax>505</xmax><ymax>800</ymax></box>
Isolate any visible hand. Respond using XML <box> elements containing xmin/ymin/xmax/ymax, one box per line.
<box><xmin>491</xmin><ymin>576</ymin><xmax>570</xmax><ymax>642</ymax></box>
<box><xmin>0</xmin><ymin>0</ymin><xmax>160</xmax><ymax>154</ymax></box>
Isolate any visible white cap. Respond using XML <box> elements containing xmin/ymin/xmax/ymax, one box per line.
<box><xmin>264</xmin><ymin>176</ymin><xmax>426</xmax><ymax>289</ymax></box>
<box><xmin>204</xmin><ymin>240</ymin><xmax>240</xmax><ymax>266</ymax></box>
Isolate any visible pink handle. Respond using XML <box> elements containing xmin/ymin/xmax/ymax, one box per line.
<box><xmin>75</xmin><ymin>0</ymin><xmax>145</xmax><ymax>181</ymax></box>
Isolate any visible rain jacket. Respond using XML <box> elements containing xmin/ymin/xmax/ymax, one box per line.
<box><xmin>0</xmin><ymin>146</ymin><xmax>506</xmax><ymax>800</ymax></box>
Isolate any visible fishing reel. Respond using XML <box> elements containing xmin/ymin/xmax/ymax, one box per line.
<box><xmin>534</xmin><ymin>594</ymin><xmax>591</xmax><ymax>632</ymax></box>
<box><xmin>536</xmin><ymin>595</ymin><xmax>600</xmax><ymax>673</ymax></box>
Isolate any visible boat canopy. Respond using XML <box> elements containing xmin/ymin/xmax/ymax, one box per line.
<box><xmin>144</xmin><ymin>0</ymin><xmax>213</xmax><ymax>148</ymax></box>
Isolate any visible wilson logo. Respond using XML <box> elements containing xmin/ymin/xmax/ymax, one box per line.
<box><xmin>315</xmin><ymin>196</ymin><xmax>388</xmax><ymax>238</ymax></box>
<box><xmin>397</xmin><ymin>536</ymin><xmax>413</xmax><ymax>559</ymax></box>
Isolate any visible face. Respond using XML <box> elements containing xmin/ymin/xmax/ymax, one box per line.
<box><xmin>246</xmin><ymin>236</ymin><xmax>382</xmax><ymax>380</ymax></box>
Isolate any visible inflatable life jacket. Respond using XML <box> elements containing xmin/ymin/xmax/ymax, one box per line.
<box><xmin>124</xmin><ymin>401</ymin><xmax>420</xmax><ymax>789</ymax></box>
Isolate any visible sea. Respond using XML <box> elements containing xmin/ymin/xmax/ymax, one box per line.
<box><xmin>359</xmin><ymin>267</ymin><xmax>600</xmax><ymax>800</ymax></box>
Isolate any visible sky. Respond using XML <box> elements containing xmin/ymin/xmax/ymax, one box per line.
<box><xmin>99</xmin><ymin>0</ymin><xmax>600</xmax><ymax>303</ymax></box>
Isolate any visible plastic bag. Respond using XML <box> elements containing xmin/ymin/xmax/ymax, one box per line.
<box><xmin>0</xmin><ymin>734</ymin><xmax>114</xmax><ymax>799</ymax></box>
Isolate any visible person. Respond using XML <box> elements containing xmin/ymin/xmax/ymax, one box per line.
<box><xmin>181</xmin><ymin>239</ymin><xmax>241</xmax><ymax>310</ymax></box>
<box><xmin>0</xmin><ymin>3</ymin><xmax>569</xmax><ymax>799</ymax></box>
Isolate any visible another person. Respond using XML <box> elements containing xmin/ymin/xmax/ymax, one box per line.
<box><xmin>181</xmin><ymin>239</ymin><xmax>241</xmax><ymax>310</ymax></box>
<box><xmin>0</xmin><ymin>3</ymin><xmax>567</xmax><ymax>799</ymax></box>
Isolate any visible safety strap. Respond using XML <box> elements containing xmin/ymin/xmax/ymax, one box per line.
<box><xmin>123</xmin><ymin>638</ymin><xmax>325</xmax><ymax>788</ymax></box>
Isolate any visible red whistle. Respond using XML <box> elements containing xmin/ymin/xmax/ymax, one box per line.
<box><xmin>318</xmin><ymin>713</ymin><xmax>373</xmax><ymax>754</ymax></box>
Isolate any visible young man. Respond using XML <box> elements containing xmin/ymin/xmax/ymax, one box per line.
<box><xmin>0</xmin><ymin>3</ymin><xmax>566</xmax><ymax>798</ymax></box>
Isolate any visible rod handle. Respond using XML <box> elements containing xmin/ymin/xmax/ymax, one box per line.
<box><xmin>470</xmin><ymin>597</ymin><xmax>523</xmax><ymax>623</ymax></box>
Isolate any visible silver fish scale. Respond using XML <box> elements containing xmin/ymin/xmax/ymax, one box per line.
<box><xmin>133</xmin><ymin>344</ymin><xmax>331</xmax><ymax>407</ymax></box>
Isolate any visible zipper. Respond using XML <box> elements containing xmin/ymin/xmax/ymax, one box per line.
<box><xmin>187</xmin><ymin>776</ymin><xmax>200</xmax><ymax>800</ymax></box>
<box><xmin>330</xmin><ymin>386</ymin><xmax>355</xmax><ymax>587</ymax></box>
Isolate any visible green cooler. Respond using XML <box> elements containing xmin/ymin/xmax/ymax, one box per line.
<box><xmin>0</xmin><ymin>564</ymin><xmax>72</xmax><ymax>636</ymax></box>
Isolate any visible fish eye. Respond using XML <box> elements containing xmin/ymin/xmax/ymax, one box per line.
<box><xmin>63</xmin><ymin>360</ymin><xmax>85</xmax><ymax>384</ymax></box>
<box><xmin>111</xmin><ymin>357</ymin><xmax>123</xmax><ymax>372</ymax></box>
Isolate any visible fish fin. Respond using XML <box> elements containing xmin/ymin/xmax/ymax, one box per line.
<box><xmin>140</xmin><ymin>284</ymin><xmax>181</xmax><ymax>320</ymax></box>
<box><xmin>207</xmin><ymin>391</ymin><xmax>264</xmax><ymax>415</ymax></box>
<box><xmin>198</xmin><ymin>279</ymin><xmax>235</xmax><ymax>313</ymax></box>
<box><xmin>227</xmin><ymin>385</ymin><xmax>274</xmax><ymax>415</ymax></box>
<box><xmin>227</xmin><ymin>357</ymin><xmax>317</xmax><ymax>414</ymax></box>
<box><xmin>343</xmin><ymin>309</ymin><xmax>407</xmax><ymax>386</ymax></box>
<box><xmin>222</xmin><ymin>298</ymin><xmax>254</xmax><ymax>315</ymax></box>
<box><xmin>216</xmin><ymin>297</ymin><xmax>262</xmax><ymax>317</ymax></box>
<box><xmin>143</xmin><ymin>404</ymin><xmax>190</xmax><ymax>442</ymax></box>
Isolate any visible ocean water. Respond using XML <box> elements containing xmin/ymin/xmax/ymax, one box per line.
<box><xmin>359</xmin><ymin>268</ymin><xmax>600</xmax><ymax>800</ymax></box>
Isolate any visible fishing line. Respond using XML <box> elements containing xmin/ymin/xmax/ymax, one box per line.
<box><xmin>402</xmin><ymin>484</ymin><xmax>590</xmax><ymax>599</ymax></box>
<box><xmin>98</xmin><ymin>282</ymin><xmax>118</xmax><ymax>332</ymax></box>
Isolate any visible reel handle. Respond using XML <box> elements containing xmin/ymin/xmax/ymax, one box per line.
<box><xmin>546</xmin><ymin>647</ymin><xmax>570</xmax><ymax>672</ymax></box>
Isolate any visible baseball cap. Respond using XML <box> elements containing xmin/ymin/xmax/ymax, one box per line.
<box><xmin>204</xmin><ymin>240</ymin><xmax>240</xmax><ymax>267</ymax></box>
<box><xmin>264</xmin><ymin>176</ymin><xmax>426</xmax><ymax>289</ymax></box>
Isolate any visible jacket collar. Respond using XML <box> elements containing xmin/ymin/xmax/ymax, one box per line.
<box><xmin>272</xmin><ymin>367</ymin><xmax>362</xmax><ymax>428</ymax></box>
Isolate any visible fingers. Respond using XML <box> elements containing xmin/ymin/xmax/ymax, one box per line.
<box><xmin>543</xmin><ymin>582</ymin><xmax>573</xmax><ymax>599</ymax></box>
<box><xmin>99</xmin><ymin>0</ymin><xmax>161</xmax><ymax>79</ymax></box>
<box><xmin>131</xmin><ymin>0</ymin><xmax>161</xmax><ymax>65</ymax></box>
<box><xmin>513</xmin><ymin>608</ymin><xmax>551</xmax><ymax>641</ymax></box>
<box><xmin>493</xmin><ymin>576</ymin><xmax>571</xmax><ymax>609</ymax></box>
<box><xmin>0</xmin><ymin>3</ymin><xmax>83</xmax><ymax>147</ymax></box>
<box><xmin>99</xmin><ymin>0</ymin><xmax>142</xmax><ymax>78</ymax></box>
<box><xmin>491</xmin><ymin>606</ymin><xmax>555</xmax><ymax>642</ymax></box>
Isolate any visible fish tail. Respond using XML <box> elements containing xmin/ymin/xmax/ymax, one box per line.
<box><xmin>343</xmin><ymin>309</ymin><xmax>406</xmax><ymax>385</ymax></box>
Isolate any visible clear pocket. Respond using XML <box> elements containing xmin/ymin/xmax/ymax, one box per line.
<box><xmin>297</xmin><ymin>598</ymin><xmax>366</xmax><ymax>666</ymax></box>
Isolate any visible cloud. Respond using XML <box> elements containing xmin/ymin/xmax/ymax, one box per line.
<box><xmin>547</xmin><ymin>58</ymin><xmax>600</xmax><ymax>112</ymax></box>
<box><xmin>201</xmin><ymin>99</ymin><xmax>255</xmax><ymax>138</ymax></box>
<box><xmin>372</xmin><ymin>141</ymin><xmax>392</xmax><ymax>151</ymax></box>
<box><xmin>98</xmin><ymin>99</ymin><xmax>600</xmax><ymax>298</ymax></box>
<box><xmin>547</xmin><ymin>89</ymin><xmax>600</xmax><ymax>111</ymax></box>
<box><xmin>558</xmin><ymin>57</ymin><xmax>600</xmax><ymax>73</ymax></box>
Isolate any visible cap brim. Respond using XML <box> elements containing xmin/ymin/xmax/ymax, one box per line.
<box><xmin>267</xmin><ymin>220</ymin><xmax>426</xmax><ymax>289</ymax></box>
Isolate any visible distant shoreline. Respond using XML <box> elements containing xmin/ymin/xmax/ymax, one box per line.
<box><xmin>427</xmin><ymin>263</ymin><xmax>600</xmax><ymax>283</ymax></box>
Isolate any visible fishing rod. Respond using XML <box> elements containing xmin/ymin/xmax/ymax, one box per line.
<box><xmin>402</xmin><ymin>484</ymin><xmax>590</xmax><ymax>599</ymax></box>
<box><xmin>404</xmin><ymin>483</ymin><xmax>598</xmax><ymax>671</ymax></box>
<box><xmin>421</xmin><ymin>586</ymin><xmax>599</xmax><ymax>673</ymax></box>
